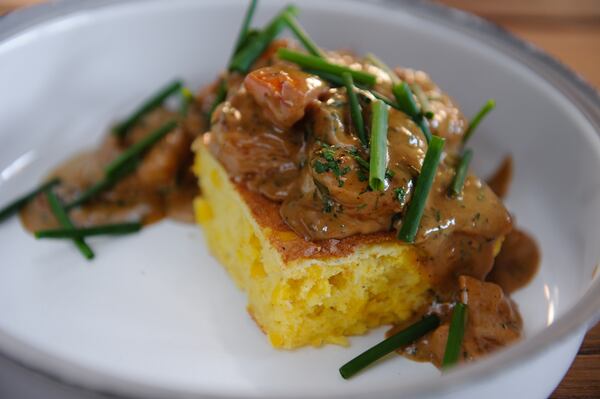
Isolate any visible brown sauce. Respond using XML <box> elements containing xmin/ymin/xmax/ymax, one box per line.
<box><xmin>487</xmin><ymin>228</ymin><xmax>541</xmax><ymax>294</ymax></box>
<box><xmin>394</xmin><ymin>276</ymin><xmax>522</xmax><ymax>367</ymax></box>
<box><xmin>487</xmin><ymin>156</ymin><xmax>513</xmax><ymax>199</ymax></box>
<box><xmin>205</xmin><ymin>40</ymin><xmax>540</xmax><ymax>366</ymax></box>
<box><xmin>20</xmin><ymin>107</ymin><xmax>204</xmax><ymax>232</ymax></box>
<box><xmin>19</xmin><ymin>37</ymin><xmax>541</xmax><ymax>368</ymax></box>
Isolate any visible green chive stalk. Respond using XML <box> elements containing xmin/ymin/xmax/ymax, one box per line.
<box><xmin>105</xmin><ymin>120</ymin><xmax>178</xmax><ymax>178</ymax></box>
<box><xmin>369</xmin><ymin>100</ymin><xmax>389</xmax><ymax>191</ymax></box>
<box><xmin>442</xmin><ymin>303</ymin><xmax>468</xmax><ymax>369</ymax></box>
<box><xmin>231</xmin><ymin>0</ymin><xmax>259</xmax><ymax>56</ymax></box>
<box><xmin>449</xmin><ymin>149</ymin><xmax>473</xmax><ymax>197</ymax></box>
<box><xmin>112</xmin><ymin>80</ymin><xmax>182</xmax><ymax>138</ymax></box>
<box><xmin>397</xmin><ymin>135</ymin><xmax>445</xmax><ymax>242</ymax></box>
<box><xmin>229</xmin><ymin>5</ymin><xmax>298</xmax><ymax>73</ymax></box>
<box><xmin>281</xmin><ymin>13</ymin><xmax>324</xmax><ymax>57</ymax></box>
<box><xmin>277</xmin><ymin>48</ymin><xmax>377</xmax><ymax>87</ymax></box>
<box><xmin>35</xmin><ymin>222</ymin><xmax>142</xmax><ymax>239</ymax></box>
<box><xmin>462</xmin><ymin>99</ymin><xmax>495</xmax><ymax>145</ymax></box>
<box><xmin>45</xmin><ymin>189</ymin><xmax>94</xmax><ymax>260</ymax></box>
<box><xmin>342</xmin><ymin>72</ymin><xmax>367</xmax><ymax>146</ymax></box>
<box><xmin>339</xmin><ymin>314</ymin><xmax>440</xmax><ymax>379</ymax></box>
<box><xmin>0</xmin><ymin>178</ymin><xmax>60</xmax><ymax>223</ymax></box>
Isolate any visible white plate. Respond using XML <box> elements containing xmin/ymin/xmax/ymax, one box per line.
<box><xmin>0</xmin><ymin>1</ymin><xmax>599</xmax><ymax>398</ymax></box>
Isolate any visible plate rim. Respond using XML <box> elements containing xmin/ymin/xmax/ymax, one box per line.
<box><xmin>1</xmin><ymin>0</ymin><xmax>599</xmax><ymax>398</ymax></box>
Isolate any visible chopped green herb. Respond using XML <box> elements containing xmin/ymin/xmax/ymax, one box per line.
<box><xmin>411</xmin><ymin>83</ymin><xmax>434</xmax><ymax>119</ymax></box>
<box><xmin>392</xmin><ymin>82</ymin><xmax>432</xmax><ymax>142</ymax></box>
<box><xmin>229</xmin><ymin>5</ymin><xmax>298</xmax><ymax>73</ymax></box>
<box><xmin>449</xmin><ymin>148</ymin><xmax>473</xmax><ymax>197</ymax></box>
<box><xmin>106</xmin><ymin>120</ymin><xmax>178</xmax><ymax>178</ymax></box>
<box><xmin>434</xmin><ymin>208</ymin><xmax>441</xmax><ymax>222</ymax></box>
<box><xmin>394</xmin><ymin>187</ymin><xmax>406</xmax><ymax>203</ymax></box>
<box><xmin>398</xmin><ymin>136</ymin><xmax>445</xmax><ymax>242</ymax></box>
<box><xmin>364</xmin><ymin>53</ymin><xmax>400</xmax><ymax>84</ymax></box>
<box><xmin>112</xmin><ymin>80</ymin><xmax>183</xmax><ymax>139</ymax></box>
<box><xmin>35</xmin><ymin>222</ymin><xmax>142</xmax><ymax>239</ymax></box>
<box><xmin>339</xmin><ymin>314</ymin><xmax>440</xmax><ymax>379</ymax></box>
<box><xmin>179</xmin><ymin>86</ymin><xmax>194</xmax><ymax>117</ymax></box>
<box><xmin>462</xmin><ymin>99</ymin><xmax>495</xmax><ymax>145</ymax></box>
<box><xmin>369</xmin><ymin>100</ymin><xmax>389</xmax><ymax>191</ymax></box>
<box><xmin>313</xmin><ymin>143</ymin><xmax>350</xmax><ymax>187</ymax></box>
<box><xmin>277</xmin><ymin>48</ymin><xmax>377</xmax><ymax>87</ymax></box>
<box><xmin>442</xmin><ymin>303</ymin><xmax>468</xmax><ymax>369</ymax></box>
<box><xmin>66</xmin><ymin>158</ymin><xmax>138</xmax><ymax>210</ymax></box>
<box><xmin>0</xmin><ymin>178</ymin><xmax>61</xmax><ymax>223</ymax></box>
<box><xmin>231</xmin><ymin>0</ymin><xmax>259</xmax><ymax>57</ymax></box>
<box><xmin>314</xmin><ymin>178</ymin><xmax>335</xmax><ymax>213</ymax></box>
<box><xmin>45</xmin><ymin>189</ymin><xmax>94</xmax><ymax>260</ymax></box>
<box><xmin>342</xmin><ymin>72</ymin><xmax>367</xmax><ymax>146</ymax></box>
<box><xmin>281</xmin><ymin>13</ymin><xmax>324</xmax><ymax>57</ymax></box>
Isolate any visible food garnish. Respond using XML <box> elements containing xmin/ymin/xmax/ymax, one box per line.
<box><xmin>397</xmin><ymin>135</ymin><xmax>445</xmax><ymax>242</ymax></box>
<box><xmin>229</xmin><ymin>5</ymin><xmax>298</xmax><ymax>73</ymax></box>
<box><xmin>35</xmin><ymin>222</ymin><xmax>142</xmax><ymax>239</ymax></box>
<box><xmin>112</xmin><ymin>79</ymin><xmax>183</xmax><ymax>138</ymax></box>
<box><xmin>105</xmin><ymin>120</ymin><xmax>178</xmax><ymax>178</ymax></box>
<box><xmin>368</xmin><ymin>100</ymin><xmax>390</xmax><ymax>191</ymax></box>
<box><xmin>392</xmin><ymin>82</ymin><xmax>432</xmax><ymax>142</ymax></box>
<box><xmin>281</xmin><ymin>12</ymin><xmax>323</xmax><ymax>57</ymax></box>
<box><xmin>0</xmin><ymin>178</ymin><xmax>60</xmax><ymax>223</ymax></box>
<box><xmin>277</xmin><ymin>48</ymin><xmax>377</xmax><ymax>86</ymax></box>
<box><xmin>46</xmin><ymin>188</ymin><xmax>95</xmax><ymax>260</ymax></box>
<box><xmin>442</xmin><ymin>302</ymin><xmax>468</xmax><ymax>369</ymax></box>
<box><xmin>462</xmin><ymin>99</ymin><xmax>496</xmax><ymax>145</ymax></box>
<box><xmin>449</xmin><ymin>148</ymin><xmax>473</xmax><ymax>197</ymax></box>
<box><xmin>342</xmin><ymin>72</ymin><xmax>367</xmax><ymax>147</ymax></box>
<box><xmin>0</xmin><ymin>0</ymin><xmax>540</xmax><ymax>379</ymax></box>
<box><xmin>339</xmin><ymin>315</ymin><xmax>441</xmax><ymax>379</ymax></box>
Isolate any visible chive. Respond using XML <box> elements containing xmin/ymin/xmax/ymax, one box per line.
<box><xmin>442</xmin><ymin>303</ymin><xmax>468</xmax><ymax>369</ymax></box>
<box><xmin>35</xmin><ymin>222</ymin><xmax>142</xmax><ymax>239</ymax></box>
<box><xmin>229</xmin><ymin>5</ymin><xmax>298</xmax><ymax>73</ymax></box>
<box><xmin>281</xmin><ymin>13</ymin><xmax>324</xmax><ymax>57</ymax></box>
<box><xmin>416</xmin><ymin>118</ymin><xmax>433</xmax><ymax>143</ymax></box>
<box><xmin>65</xmin><ymin>158</ymin><xmax>138</xmax><ymax>210</ymax></box>
<box><xmin>237</xmin><ymin>29</ymin><xmax>260</xmax><ymax>57</ymax></box>
<box><xmin>208</xmin><ymin>80</ymin><xmax>227</xmax><ymax>122</ymax></box>
<box><xmin>392</xmin><ymin>82</ymin><xmax>432</xmax><ymax>143</ymax></box>
<box><xmin>392</xmin><ymin>82</ymin><xmax>420</xmax><ymax>119</ymax></box>
<box><xmin>231</xmin><ymin>0</ymin><xmax>259</xmax><ymax>56</ymax></box>
<box><xmin>369</xmin><ymin>100</ymin><xmax>389</xmax><ymax>191</ymax></box>
<box><xmin>179</xmin><ymin>87</ymin><xmax>194</xmax><ymax>117</ymax></box>
<box><xmin>365</xmin><ymin>52</ymin><xmax>400</xmax><ymax>84</ymax></box>
<box><xmin>366</xmin><ymin>89</ymin><xmax>399</xmax><ymax>109</ymax></box>
<box><xmin>462</xmin><ymin>99</ymin><xmax>495</xmax><ymax>145</ymax></box>
<box><xmin>342</xmin><ymin>72</ymin><xmax>367</xmax><ymax>146</ymax></box>
<box><xmin>449</xmin><ymin>149</ymin><xmax>473</xmax><ymax>197</ymax></box>
<box><xmin>277</xmin><ymin>48</ymin><xmax>376</xmax><ymax>87</ymax></box>
<box><xmin>112</xmin><ymin>80</ymin><xmax>183</xmax><ymax>138</ymax></box>
<box><xmin>45</xmin><ymin>189</ymin><xmax>94</xmax><ymax>260</ymax></box>
<box><xmin>411</xmin><ymin>83</ymin><xmax>434</xmax><ymax>119</ymax></box>
<box><xmin>0</xmin><ymin>178</ymin><xmax>60</xmax><ymax>223</ymax></box>
<box><xmin>339</xmin><ymin>314</ymin><xmax>440</xmax><ymax>379</ymax></box>
<box><xmin>304</xmin><ymin>69</ymin><xmax>343</xmax><ymax>86</ymax></box>
<box><xmin>105</xmin><ymin>120</ymin><xmax>178</xmax><ymax>178</ymax></box>
<box><xmin>347</xmin><ymin>146</ymin><xmax>370</xmax><ymax>168</ymax></box>
<box><xmin>397</xmin><ymin>135</ymin><xmax>445</xmax><ymax>243</ymax></box>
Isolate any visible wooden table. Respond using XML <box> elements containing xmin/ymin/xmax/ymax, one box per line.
<box><xmin>2</xmin><ymin>1</ymin><xmax>600</xmax><ymax>397</ymax></box>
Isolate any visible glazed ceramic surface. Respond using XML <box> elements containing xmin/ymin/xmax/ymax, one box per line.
<box><xmin>0</xmin><ymin>1</ymin><xmax>599</xmax><ymax>398</ymax></box>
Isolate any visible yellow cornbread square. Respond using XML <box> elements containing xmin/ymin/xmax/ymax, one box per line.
<box><xmin>193</xmin><ymin>139</ymin><xmax>431</xmax><ymax>349</ymax></box>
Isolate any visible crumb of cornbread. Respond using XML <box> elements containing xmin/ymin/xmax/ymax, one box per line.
<box><xmin>193</xmin><ymin>137</ymin><xmax>431</xmax><ymax>349</ymax></box>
